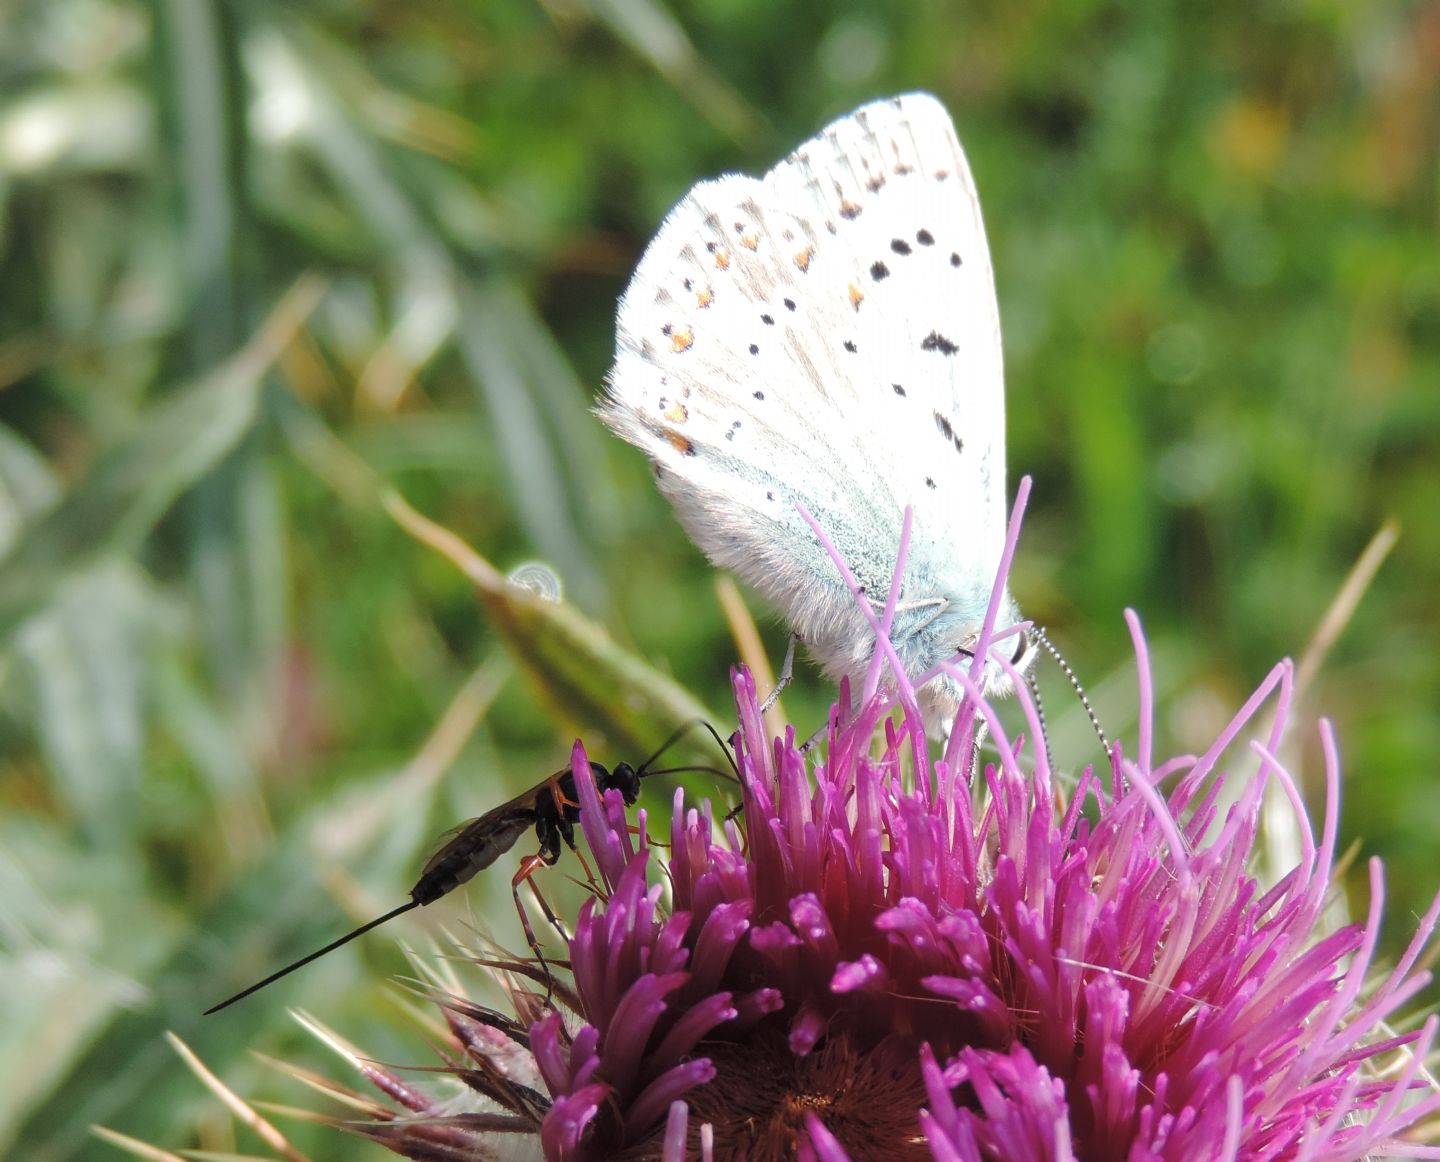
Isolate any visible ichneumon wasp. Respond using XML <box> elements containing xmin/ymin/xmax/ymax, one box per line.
<box><xmin>204</xmin><ymin>719</ymin><xmax>737</xmax><ymax>1014</ymax></box>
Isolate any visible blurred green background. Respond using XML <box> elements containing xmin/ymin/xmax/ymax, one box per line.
<box><xmin>1</xmin><ymin>0</ymin><xmax>1436</xmax><ymax>1157</ymax></box>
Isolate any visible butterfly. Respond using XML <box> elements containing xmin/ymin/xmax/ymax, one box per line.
<box><xmin>599</xmin><ymin>93</ymin><xmax>1029</xmax><ymax>732</ymax></box>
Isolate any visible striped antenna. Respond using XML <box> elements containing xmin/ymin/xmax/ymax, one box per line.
<box><xmin>1033</xmin><ymin>627</ymin><xmax>1109</xmax><ymax>754</ymax></box>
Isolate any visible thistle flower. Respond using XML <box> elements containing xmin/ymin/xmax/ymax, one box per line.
<box><xmin>305</xmin><ymin>622</ymin><xmax>1440</xmax><ymax>1161</ymax></box>
<box><xmin>302</xmin><ymin>504</ymin><xmax>1440</xmax><ymax>1160</ymax></box>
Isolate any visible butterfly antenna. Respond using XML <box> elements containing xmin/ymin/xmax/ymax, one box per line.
<box><xmin>203</xmin><ymin>899</ymin><xmax>421</xmax><ymax>1015</ymax></box>
<box><xmin>1024</xmin><ymin>663</ymin><xmax>1054</xmax><ymax>772</ymax></box>
<box><xmin>1033</xmin><ymin>627</ymin><xmax>1109</xmax><ymax>753</ymax></box>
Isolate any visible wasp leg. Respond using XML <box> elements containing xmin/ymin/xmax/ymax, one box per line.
<box><xmin>511</xmin><ymin>852</ymin><xmax>576</xmax><ymax>1004</ymax></box>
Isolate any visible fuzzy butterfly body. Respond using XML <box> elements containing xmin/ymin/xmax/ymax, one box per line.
<box><xmin>600</xmin><ymin>93</ymin><xmax>1026</xmax><ymax>729</ymax></box>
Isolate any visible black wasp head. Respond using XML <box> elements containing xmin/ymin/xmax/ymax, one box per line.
<box><xmin>607</xmin><ymin>761</ymin><xmax>642</xmax><ymax>804</ymax></box>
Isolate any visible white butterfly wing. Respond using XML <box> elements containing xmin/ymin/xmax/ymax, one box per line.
<box><xmin>601</xmin><ymin>93</ymin><xmax>1015</xmax><ymax>705</ymax></box>
<box><xmin>763</xmin><ymin>93</ymin><xmax>1007</xmax><ymax>563</ymax></box>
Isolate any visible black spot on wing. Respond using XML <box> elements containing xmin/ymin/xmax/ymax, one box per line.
<box><xmin>890</xmin><ymin>238</ymin><xmax>912</xmax><ymax>256</ymax></box>
<box><xmin>870</xmin><ymin>261</ymin><xmax>890</xmax><ymax>281</ymax></box>
<box><xmin>921</xmin><ymin>331</ymin><xmax>959</xmax><ymax>356</ymax></box>
<box><xmin>934</xmin><ymin>411</ymin><xmax>964</xmax><ymax>455</ymax></box>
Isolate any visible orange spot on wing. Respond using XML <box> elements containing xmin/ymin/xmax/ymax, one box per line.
<box><xmin>664</xmin><ymin>402</ymin><xmax>688</xmax><ymax>423</ymax></box>
<box><xmin>713</xmin><ymin>248</ymin><xmax>731</xmax><ymax>271</ymax></box>
<box><xmin>849</xmin><ymin>283</ymin><xmax>865</xmax><ymax>311</ymax></box>
<box><xmin>794</xmin><ymin>246</ymin><xmax>814</xmax><ymax>272</ymax></box>
<box><xmin>669</xmin><ymin>326</ymin><xmax>694</xmax><ymax>353</ymax></box>
<box><xmin>696</xmin><ymin>286</ymin><xmax>714</xmax><ymax>308</ymax></box>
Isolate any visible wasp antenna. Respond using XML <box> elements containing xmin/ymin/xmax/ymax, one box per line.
<box><xmin>642</xmin><ymin>764</ymin><xmax>739</xmax><ymax>786</ymax></box>
<box><xmin>1033</xmin><ymin>627</ymin><xmax>1109</xmax><ymax>753</ymax></box>
<box><xmin>638</xmin><ymin>718</ymin><xmax>739</xmax><ymax>780</ymax></box>
<box><xmin>203</xmin><ymin>899</ymin><xmax>422</xmax><ymax>1015</ymax></box>
<box><xmin>692</xmin><ymin>719</ymin><xmax>741</xmax><ymax>780</ymax></box>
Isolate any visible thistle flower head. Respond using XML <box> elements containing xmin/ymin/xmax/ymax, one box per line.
<box><xmin>320</xmin><ymin>502</ymin><xmax>1440</xmax><ymax>1161</ymax></box>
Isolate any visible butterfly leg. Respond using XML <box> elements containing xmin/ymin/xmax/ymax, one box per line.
<box><xmin>798</xmin><ymin>719</ymin><xmax>829</xmax><ymax>754</ymax></box>
<box><xmin>869</xmin><ymin>594</ymin><xmax>951</xmax><ymax>636</ymax></box>
<box><xmin>970</xmin><ymin>720</ymin><xmax>989</xmax><ymax>779</ymax></box>
<box><xmin>759</xmin><ymin>632</ymin><xmax>800</xmax><ymax>715</ymax></box>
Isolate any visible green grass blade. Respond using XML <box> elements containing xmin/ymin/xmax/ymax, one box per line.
<box><xmin>0</xmin><ymin>279</ymin><xmax>323</xmax><ymax>642</ymax></box>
